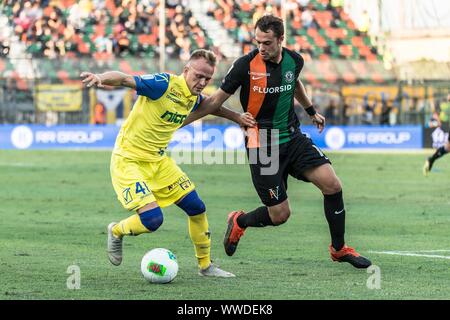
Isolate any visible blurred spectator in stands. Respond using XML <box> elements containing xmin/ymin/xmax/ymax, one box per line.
<box><xmin>237</xmin><ymin>23</ymin><xmax>252</xmax><ymax>53</ymax></box>
<box><xmin>0</xmin><ymin>14</ymin><xmax>11</xmax><ymax>54</ymax></box>
<box><xmin>362</xmin><ymin>97</ymin><xmax>375</xmax><ymax>125</ymax></box>
<box><xmin>331</xmin><ymin>0</ymin><xmax>344</xmax><ymax>8</ymax></box>
<box><xmin>301</xmin><ymin>6</ymin><xmax>314</xmax><ymax>29</ymax></box>
<box><xmin>0</xmin><ymin>40</ymin><xmax>10</xmax><ymax>57</ymax></box>
<box><xmin>94</xmin><ymin>102</ymin><xmax>106</xmax><ymax>125</ymax></box>
<box><xmin>2</xmin><ymin>74</ymin><xmax>15</xmax><ymax>104</ymax></box>
<box><xmin>298</xmin><ymin>0</ymin><xmax>310</xmax><ymax>8</ymax></box>
<box><xmin>167</xmin><ymin>0</ymin><xmax>187</xmax><ymax>8</ymax></box>
<box><xmin>325</xmin><ymin>99</ymin><xmax>338</xmax><ymax>125</ymax></box>
<box><xmin>178</xmin><ymin>37</ymin><xmax>191</xmax><ymax>61</ymax></box>
<box><xmin>29</xmin><ymin>1</ymin><xmax>44</xmax><ymax>22</ymax></box>
<box><xmin>389</xmin><ymin>103</ymin><xmax>398</xmax><ymax>126</ymax></box>
<box><xmin>14</xmin><ymin>1</ymin><xmax>34</xmax><ymax>32</ymax></box>
<box><xmin>342</xmin><ymin>101</ymin><xmax>349</xmax><ymax>125</ymax></box>
<box><xmin>206</xmin><ymin>0</ymin><xmax>217</xmax><ymax>17</ymax></box>
<box><xmin>0</xmin><ymin>14</ymin><xmax>11</xmax><ymax>56</ymax></box>
<box><xmin>79</xmin><ymin>0</ymin><xmax>94</xmax><ymax>18</ymax></box>
<box><xmin>428</xmin><ymin>107</ymin><xmax>441</xmax><ymax>128</ymax></box>
<box><xmin>380</xmin><ymin>100</ymin><xmax>391</xmax><ymax>126</ymax></box>
<box><xmin>45</xmin><ymin>111</ymin><xmax>58</xmax><ymax>126</ymax></box>
<box><xmin>345</xmin><ymin>100</ymin><xmax>359</xmax><ymax>125</ymax></box>
<box><xmin>252</xmin><ymin>2</ymin><xmax>266</xmax><ymax>26</ymax></box>
<box><xmin>117</xmin><ymin>30</ymin><xmax>130</xmax><ymax>56</ymax></box>
<box><xmin>439</xmin><ymin>93</ymin><xmax>450</xmax><ymax>124</ymax></box>
<box><xmin>285</xmin><ymin>0</ymin><xmax>299</xmax><ymax>13</ymax></box>
<box><xmin>68</xmin><ymin>2</ymin><xmax>85</xmax><ymax>30</ymax></box>
<box><xmin>330</xmin><ymin>0</ymin><xmax>344</xmax><ymax>20</ymax></box>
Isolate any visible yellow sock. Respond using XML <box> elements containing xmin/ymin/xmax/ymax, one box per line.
<box><xmin>188</xmin><ymin>213</ymin><xmax>211</xmax><ymax>270</ymax></box>
<box><xmin>112</xmin><ymin>214</ymin><xmax>150</xmax><ymax>238</ymax></box>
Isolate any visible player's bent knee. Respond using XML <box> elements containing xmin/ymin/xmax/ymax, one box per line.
<box><xmin>331</xmin><ymin>182</ymin><xmax>342</xmax><ymax>194</ymax></box>
<box><xmin>176</xmin><ymin>190</ymin><xmax>206</xmax><ymax>216</ymax></box>
<box><xmin>139</xmin><ymin>206</ymin><xmax>164</xmax><ymax>231</ymax></box>
<box><xmin>270</xmin><ymin>208</ymin><xmax>291</xmax><ymax>225</ymax></box>
<box><xmin>275</xmin><ymin>211</ymin><xmax>290</xmax><ymax>225</ymax></box>
<box><xmin>323</xmin><ymin>178</ymin><xmax>342</xmax><ymax>195</ymax></box>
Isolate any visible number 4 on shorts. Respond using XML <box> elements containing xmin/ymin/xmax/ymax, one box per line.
<box><xmin>135</xmin><ymin>182</ymin><xmax>151</xmax><ymax>195</ymax></box>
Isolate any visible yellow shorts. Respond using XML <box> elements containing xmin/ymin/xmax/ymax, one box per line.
<box><xmin>110</xmin><ymin>153</ymin><xmax>195</xmax><ymax>211</ymax></box>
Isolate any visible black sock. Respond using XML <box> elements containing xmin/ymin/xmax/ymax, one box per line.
<box><xmin>429</xmin><ymin>146</ymin><xmax>448</xmax><ymax>165</ymax></box>
<box><xmin>324</xmin><ymin>191</ymin><xmax>346</xmax><ymax>251</ymax></box>
<box><xmin>237</xmin><ymin>206</ymin><xmax>274</xmax><ymax>228</ymax></box>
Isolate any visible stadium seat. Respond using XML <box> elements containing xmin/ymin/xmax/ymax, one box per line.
<box><xmin>339</xmin><ymin>45</ymin><xmax>353</xmax><ymax>58</ymax></box>
<box><xmin>342</xmin><ymin>72</ymin><xmax>357</xmax><ymax>83</ymax></box>
<box><xmin>351</xmin><ymin>36</ymin><xmax>365</xmax><ymax>48</ymax></box>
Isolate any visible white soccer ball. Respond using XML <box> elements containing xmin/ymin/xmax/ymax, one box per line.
<box><xmin>140</xmin><ymin>248</ymin><xmax>178</xmax><ymax>284</ymax></box>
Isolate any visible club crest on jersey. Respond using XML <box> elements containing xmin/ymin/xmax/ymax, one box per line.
<box><xmin>122</xmin><ymin>187</ymin><xmax>133</xmax><ymax>204</ymax></box>
<box><xmin>268</xmin><ymin>186</ymin><xmax>280</xmax><ymax>200</ymax></box>
<box><xmin>284</xmin><ymin>71</ymin><xmax>294</xmax><ymax>83</ymax></box>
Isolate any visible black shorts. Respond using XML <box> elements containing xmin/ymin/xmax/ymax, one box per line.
<box><xmin>247</xmin><ymin>134</ymin><xmax>331</xmax><ymax>207</ymax></box>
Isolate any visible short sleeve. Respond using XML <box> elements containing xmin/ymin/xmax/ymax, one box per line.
<box><xmin>220</xmin><ymin>56</ymin><xmax>248</xmax><ymax>95</ymax></box>
<box><xmin>133</xmin><ymin>73</ymin><xmax>170</xmax><ymax>100</ymax></box>
<box><xmin>191</xmin><ymin>94</ymin><xmax>204</xmax><ymax>112</ymax></box>
<box><xmin>292</xmin><ymin>51</ymin><xmax>305</xmax><ymax>78</ymax></box>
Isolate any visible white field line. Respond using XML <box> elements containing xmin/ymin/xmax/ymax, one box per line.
<box><xmin>329</xmin><ymin>149</ymin><xmax>432</xmax><ymax>155</ymax></box>
<box><xmin>382</xmin><ymin>250</ymin><xmax>450</xmax><ymax>253</ymax></box>
<box><xmin>0</xmin><ymin>162</ymin><xmax>39</xmax><ymax>167</ymax></box>
<box><xmin>369</xmin><ymin>250</ymin><xmax>450</xmax><ymax>260</ymax></box>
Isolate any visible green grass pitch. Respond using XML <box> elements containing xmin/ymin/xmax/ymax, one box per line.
<box><xmin>0</xmin><ymin>150</ymin><xmax>449</xmax><ymax>299</ymax></box>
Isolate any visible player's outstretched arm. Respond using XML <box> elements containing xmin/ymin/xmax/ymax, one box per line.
<box><xmin>182</xmin><ymin>89</ymin><xmax>226</xmax><ymax>126</ymax></box>
<box><xmin>212</xmin><ymin>107</ymin><xmax>256</xmax><ymax>128</ymax></box>
<box><xmin>294</xmin><ymin>79</ymin><xmax>325</xmax><ymax>133</ymax></box>
<box><xmin>182</xmin><ymin>88</ymin><xmax>256</xmax><ymax>128</ymax></box>
<box><xmin>183</xmin><ymin>89</ymin><xmax>231</xmax><ymax>126</ymax></box>
<box><xmin>80</xmin><ymin>71</ymin><xmax>136</xmax><ymax>89</ymax></box>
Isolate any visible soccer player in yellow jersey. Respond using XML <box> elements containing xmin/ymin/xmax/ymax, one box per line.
<box><xmin>80</xmin><ymin>49</ymin><xmax>255</xmax><ymax>277</ymax></box>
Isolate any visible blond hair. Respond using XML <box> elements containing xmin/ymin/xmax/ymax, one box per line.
<box><xmin>189</xmin><ymin>49</ymin><xmax>217</xmax><ymax>67</ymax></box>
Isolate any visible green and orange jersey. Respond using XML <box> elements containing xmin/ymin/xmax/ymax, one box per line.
<box><xmin>221</xmin><ymin>47</ymin><xmax>304</xmax><ymax>146</ymax></box>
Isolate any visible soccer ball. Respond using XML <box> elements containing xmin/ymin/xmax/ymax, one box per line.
<box><xmin>140</xmin><ymin>248</ymin><xmax>178</xmax><ymax>284</ymax></box>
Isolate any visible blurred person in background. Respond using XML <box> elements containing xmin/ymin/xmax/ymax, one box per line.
<box><xmin>423</xmin><ymin>93</ymin><xmax>450</xmax><ymax>176</ymax></box>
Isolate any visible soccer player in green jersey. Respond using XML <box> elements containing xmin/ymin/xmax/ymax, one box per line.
<box><xmin>184</xmin><ymin>15</ymin><xmax>372</xmax><ymax>269</ymax></box>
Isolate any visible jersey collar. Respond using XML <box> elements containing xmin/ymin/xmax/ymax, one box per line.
<box><xmin>179</xmin><ymin>74</ymin><xmax>196</xmax><ymax>98</ymax></box>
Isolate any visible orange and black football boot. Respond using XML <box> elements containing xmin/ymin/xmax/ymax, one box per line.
<box><xmin>329</xmin><ymin>244</ymin><xmax>372</xmax><ymax>269</ymax></box>
<box><xmin>223</xmin><ymin>211</ymin><xmax>246</xmax><ymax>256</ymax></box>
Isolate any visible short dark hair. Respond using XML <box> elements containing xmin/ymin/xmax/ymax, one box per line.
<box><xmin>255</xmin><ymin>15</ymin><xmax>284</xmax><ymax>38</ymax></box>
<box><xmin>189</xmin><ymin>49</ymin><xmax>217</xmax><ymax>67</ymax></box>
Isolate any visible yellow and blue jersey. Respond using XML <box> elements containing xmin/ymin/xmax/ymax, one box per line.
<box><xmin>113</xmin><ymin>72</ymin><xmax>203</xmax><ymax>161</ymax></box>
